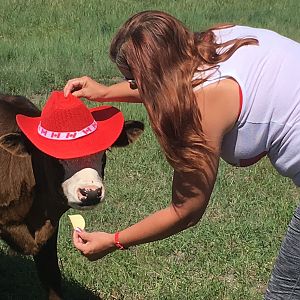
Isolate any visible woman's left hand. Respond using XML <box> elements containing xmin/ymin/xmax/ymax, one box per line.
<box><xmin>72</xmin><ymin>229</ymin><xmax>116</xmax><ymax>261</ymax></box>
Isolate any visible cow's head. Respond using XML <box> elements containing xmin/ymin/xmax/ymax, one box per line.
<box><xmin>59</xmin><ymin>120</ymin><xmax>144</xmax><ymax>209</ymax></box>
<box><xmin>0</xmin><ymin>120</ymin><xmax>144</xmax><ymax>210</ymax></box>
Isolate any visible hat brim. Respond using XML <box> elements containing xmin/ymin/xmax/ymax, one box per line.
<box><xmin>16</xmin><ymin>106</ymin><xmax>124</xmax><ymax>159</ymax></box>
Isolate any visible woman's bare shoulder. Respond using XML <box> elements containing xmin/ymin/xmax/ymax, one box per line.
<box><xmin>194</xmin><ymin>78</ymin><xmax>240</xmax><ymax>147</ymax></box>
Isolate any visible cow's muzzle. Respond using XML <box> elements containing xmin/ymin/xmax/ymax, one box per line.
<box><xmin>78</xmin><ymin>187</ymin><xmax>103</xmax><ymax>206</ymax></box>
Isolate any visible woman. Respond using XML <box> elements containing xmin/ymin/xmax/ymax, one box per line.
<box><xmin>64</xmin><ymin>10</ymin><xmax>300</xmax><ymax>299</ymax></box>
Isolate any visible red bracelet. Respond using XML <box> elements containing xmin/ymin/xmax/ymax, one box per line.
<box><xmin>114</xmin><ymin>232</ymin><xmax>126</xmax><ymax>250</ymax></box>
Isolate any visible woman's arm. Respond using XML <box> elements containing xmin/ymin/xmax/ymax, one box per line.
<box><xmin>63</xmin><ymin>76</ymin><xmax>141</xmax><ymax>103</ymax></box>
<box><xmin>104</xmin><ymin>81</ymin><xmax>141</xmax><ymax>103</ymax></box>
<box><xmin>117</xmin><ymin>155</ymin><xmax>219</xmax><ymax>247</ymax></box>
<box><xmin>73</xmin><ymin>152</ymin><xmax>219</xmax><ymax>260</ymax></box>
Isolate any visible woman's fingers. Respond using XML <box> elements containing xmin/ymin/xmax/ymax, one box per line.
<box><xmin>64</xmin><ymin>77</ymin><xmax>88</xmax><ymax>97</ymax></box>
<box><xmin>73</xmin><ymin>229</ymin><xmax>89</xmax><ymax>250</ymax></box>
<box><xmin>64</xmin><ymin>76</ymin><xmax>107</xmax><ymax>101</ymax></box>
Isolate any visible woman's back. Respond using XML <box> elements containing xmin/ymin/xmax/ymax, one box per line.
<box><xmin>195</xmin><ymin>25</ymin><xmax>300</xmax><ymax>184</ymax></box>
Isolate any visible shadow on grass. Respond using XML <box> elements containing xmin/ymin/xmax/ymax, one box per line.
<box><xmin>0</xmin><ymin>250</ymin><xmax>101</xmax><ymax>300</ymax></box>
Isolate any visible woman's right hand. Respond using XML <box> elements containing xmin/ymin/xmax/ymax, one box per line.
<box><xmin>63</xmin><ymin>76</ymin><xmax>108</xmax><ymax>101</ymax></box>
<box><xmin>73</xmin><ymin>229</ymin><xmax>116</xmax><ymax>261</ymax></box>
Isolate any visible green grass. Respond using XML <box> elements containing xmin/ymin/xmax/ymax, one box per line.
<box><xmin>1</xmin><ymin>0</ymin><xmax>300</xmax><ymax>299</ymax></box>
<box><xmin>1</xmin><ymin>0</ymin><xmax>300</xmax><ymax>95</ymax></box>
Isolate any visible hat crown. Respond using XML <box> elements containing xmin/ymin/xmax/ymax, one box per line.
<box><xmin>41</xmin><ymin>91</ymin><xmax>94</xmax><ymax>132</ymax></box>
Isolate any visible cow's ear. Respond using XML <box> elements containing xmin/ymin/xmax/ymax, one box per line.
<box><xmin>112</xmin><ymin>121</ymin><xmax>144</xmax><ymax>147</ymax></box>
<box><xmin>0</xmin><ymin>132</ymin><xmax>30</xmax><ymax>157</ymax></box>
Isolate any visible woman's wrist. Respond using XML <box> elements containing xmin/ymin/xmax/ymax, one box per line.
<box><xmin>92</xmin><ymin>84</ymin><xmax>110</xmax><ymax>102</ymax></box>
<box><xmin>93</xmin><ymin>84</ymin><xmax>119</xmax><ymax>102</ymax></box>
<box><xmin>114</xmin><ymin>231</ymin><xmax>128</xmax><ymax>250</ymax></box>
<box><xmin>105</xmin><ymin>232</ymin><xmax>127</xmax><ymax>251</ymax></box>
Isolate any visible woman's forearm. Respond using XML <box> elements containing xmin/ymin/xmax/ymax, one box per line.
<box><xmin>97</xmin><ymin>81</ymin><xmax>142</xmax><ymax>103</ymax></box>
<box><xmin>117</xmin><ymin>204</ymin><xmax>201</xmax><ymax>248</ymax></box>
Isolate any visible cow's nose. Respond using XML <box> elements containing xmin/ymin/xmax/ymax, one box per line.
<box><xmin>79</xmin><ymin>187</ymin><xmax>102</xmax><ymax>199</ymax></box>
<box><xmin>78</xmin><ymin>187</ymin><xmax>103</xmax><ymax>206</ymax></box>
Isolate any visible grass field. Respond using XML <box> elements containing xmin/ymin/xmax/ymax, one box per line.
<box><xmin>1</xmin><ymin>0</ymin><xmax>300</xmax><ymax>299</ymax></box>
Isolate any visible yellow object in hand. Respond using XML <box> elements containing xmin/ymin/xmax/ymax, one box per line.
<box><xmin>68</xmin><ymin>214</ymin><xmax>85</xmax><ymax>230</ymax></box>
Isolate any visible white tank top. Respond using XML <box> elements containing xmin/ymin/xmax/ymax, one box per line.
<box><xmin>193</xmin><ymin>25</ymin><xmax>300</xmax><ymax>186</ymax></box>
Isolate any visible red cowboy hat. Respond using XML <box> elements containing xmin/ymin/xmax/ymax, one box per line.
<box><xmin>16</xmin><ymin>91</ymin><xmax>124</xmax><ymax>159</ymax></box>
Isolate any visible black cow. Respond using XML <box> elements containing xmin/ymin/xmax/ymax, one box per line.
<box><xmin>0</xmin><ymin>94</ymin><xmax>144</xmax><ymax>299</ymax></box>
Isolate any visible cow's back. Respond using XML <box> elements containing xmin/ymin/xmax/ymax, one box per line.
<box><xmin>0</xmin><ymin>95</ymin><xmax>41</xmax><ymax>223</ymax></box>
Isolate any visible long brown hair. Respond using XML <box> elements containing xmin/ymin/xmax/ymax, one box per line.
<box><xmin>110</xmin><ymin>10</ymin><xmax>258</xmax><ymax>174</ymax></box>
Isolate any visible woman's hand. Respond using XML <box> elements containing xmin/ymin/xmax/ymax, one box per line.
<box><xmin>72</xmin><ymin>229</ymin><xmax>116</xmax><ymax>261</ymax></box>
<box><xmin>64</xmin><ymin>76</ymin><xmax>109</xmax><ymax>100</ymax></box>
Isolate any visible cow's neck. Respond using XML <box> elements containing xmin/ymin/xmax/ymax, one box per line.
<box><xmin>27</xmin><ymin>151</ymin><xmax>69</xmax><ymax>231</ymax></box>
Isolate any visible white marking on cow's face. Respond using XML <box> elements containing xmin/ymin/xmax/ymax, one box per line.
<box><xmin>60</xmin><ymin>152</ymin><xmax>105</xmax><ymax>210</ymax></box>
